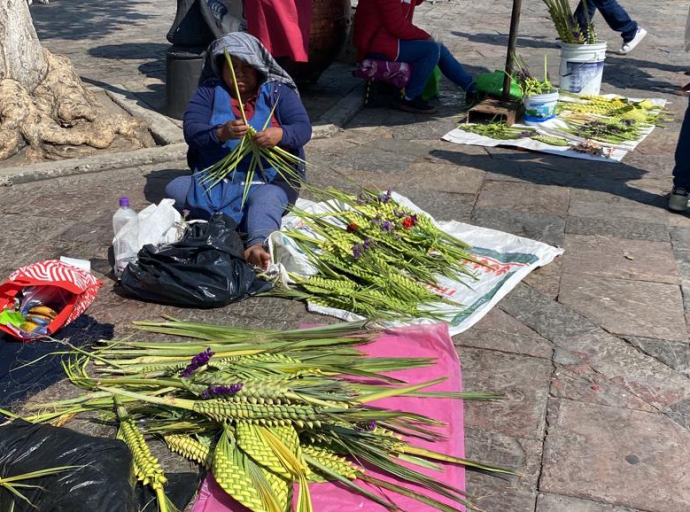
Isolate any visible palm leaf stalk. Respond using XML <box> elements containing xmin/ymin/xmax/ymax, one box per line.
<box><xmin>197</xmin><ymin>49</ymin><xmax>306</xmax><ymax>207</ymax></box>
<box><xmin>557</xmin><ymin>94</ymin><xmax>668</xmax><ymax>126</ymax></box>
<box><xmin>0</xmin><ymin>466</ymin><xmax>79</xmax><ymax>509</ymax></box>
<box><xmin>541</xmin><ymin>0</ymin><xmax>595</xmax><ymax>44</ymax></box>
<box><xmin>9</xmin><ymin>319</ymin><xmax>515</xmax><ymax>512</ymax></box>
<box><xmin>268</xmin><ymin>186</ymin><xmax>486</xmax><ymax>322</ymax></box>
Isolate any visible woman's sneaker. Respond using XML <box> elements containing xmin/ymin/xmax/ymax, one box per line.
<box><xmin>396</xmin><ymin>96</ymin><xmax>437</xmax><ymax>114</ymax></box>
<box><xmin>669</xmin><ymin>187</ymin><xmax>689</xmax><ymax>212</ymax></box>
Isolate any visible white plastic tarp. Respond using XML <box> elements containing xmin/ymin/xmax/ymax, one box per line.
<box><xmin>442</xmin><ymin>96</ymin><xmax>666</xmax><ymax>163</ymax></box>
<box><xmin>269</xmin><ymin>194</ymin><xmax>564</xmax><ymax>336</ymax></box>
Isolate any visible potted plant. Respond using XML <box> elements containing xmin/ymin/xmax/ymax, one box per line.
<box><xmin>515</xmin><ymin>55</ymin><xmax>559</xmax><ymax>124</ymax></box>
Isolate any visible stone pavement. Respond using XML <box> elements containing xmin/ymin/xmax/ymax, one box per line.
<box><xmin>3</xmin><ymin>0</ymin><xmax>690</xmax><ymax>510</ymax></box>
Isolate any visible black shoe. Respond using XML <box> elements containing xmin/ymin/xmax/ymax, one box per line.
<box><xmin>395</xmin><ymin>96</ymin><xmax>437</xmax><ymax>114</ymax></box>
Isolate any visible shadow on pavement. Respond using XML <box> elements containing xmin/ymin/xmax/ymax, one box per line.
<box><xmin>0</xmin><ymin>315</ymin><xmax>114</xmax><ymax>409</ymax></box>
<box><xmin>31</xmin><ymin>0</ymin><xmax>155</xmax><ymax>41</ymax></box>
<box><xmin>451</xmin><ymin>31</ymin><xmax>557</xmax><ymax>50</ymax></box>
<box><xmin>430</xmin><ymin>148</ymin><xmax>667</xmax><ymax>207</ymax></box>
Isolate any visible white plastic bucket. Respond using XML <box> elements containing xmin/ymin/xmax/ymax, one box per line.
<box><xmin>559</xmin><ymin>42</ymin><xmax>607</xmax><ymax>95</ymax></box>
<box><xmin>523</xmin><ymin>89</ymin><xmax>559</xmax><ymax>124</ymax></box>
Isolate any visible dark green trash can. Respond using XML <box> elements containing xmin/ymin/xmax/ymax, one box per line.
<box><xmin>165</xmin><ymin>45</ymin><xmax>206</xmax><ymax>120</ymax></box>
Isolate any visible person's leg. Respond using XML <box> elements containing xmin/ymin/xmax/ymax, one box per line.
<box><xmin>574</xmin><ymin>0</ymin><xmax>598</xmax><ymax>36</ymax></box>
<box><xmin>670</xmin><ymin>99</ymin><xmax>690</xmax><ymax>212</ymax></box>
<box><xmin>437</xmin><ymin>44</ymin><xmax>473</xmax><ymax>91</ymax></box>
<box><xmin>593</xmin><ymin>0</ymin><xmax>637</xmax><ymax>41</ymax></box>
<box><xmin>242</xmin><ymin>182</ymin><xmax>295</xmax><ymax>268</ymax></box>
<box><xmin>397</xmin><ymin>39</ymin><xmax>441</xmax><ymax>100</ymax></box>
<box><xmin>164</xmin><ymin>176</ymin><xmax>192</xmax><ymax>210</ymax></box>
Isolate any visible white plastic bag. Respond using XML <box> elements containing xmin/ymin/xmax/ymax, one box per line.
<box><xmin>113</xmin><ymin>199</ymin><xmax>184</xmax><ymax>260</ymax></box>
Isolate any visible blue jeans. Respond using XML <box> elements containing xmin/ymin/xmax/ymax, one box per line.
<box><xmin>673</xmin><ymin>99</ymin><xmax>690</xmax><ymax>190</ymax></box>
<box><xmin>370</xmin><ymin>40</ymin><xmax>473</xmax><ymax>99</ymax></box>
<box><xmin>165</xmin><ymin>176</ymin><xmax>298</xmax><ymax>247</ymax></box>
<box><xmin>575</xmin><ymin>0</ymin><xmax>638</xmax><ymax>42</ymax></box>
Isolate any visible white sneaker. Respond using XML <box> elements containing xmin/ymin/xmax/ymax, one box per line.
<box><xmin>618</xmin><ymin>28</ymin><xmax>647</xmax><ymax>55</ymax></box>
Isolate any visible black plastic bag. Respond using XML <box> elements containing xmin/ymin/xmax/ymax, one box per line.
<box><xmin>120</xmin><ymin>213</ymin><xmax>272</xmax><ymax>308</ymax></box>
<box><xmin>0</xmin><ymin>421</ymin><xmax>137</xmax><ymax>512</ymax></box>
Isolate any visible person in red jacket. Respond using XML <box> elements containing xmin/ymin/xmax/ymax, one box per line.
<box><xmin>353</xmin><ymin>0</ymin><xmax>474</xmax><ymax>114</ymax></box>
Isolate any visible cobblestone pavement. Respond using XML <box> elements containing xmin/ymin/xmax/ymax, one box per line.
<box><xmin>4</xmin><ymin>0</ymin><xmax>690</xmax><ymax>510</ymax></box>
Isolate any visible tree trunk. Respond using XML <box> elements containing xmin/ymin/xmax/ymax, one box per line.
<box><xmin>0</xmin><ymin>0</ymin><xmax>152</xmax><ymax>162</ymax></box>
<box><xmin>0</xmin><ymin>0</ymin><xmax>47</xmax><ymax>91</ymax></box>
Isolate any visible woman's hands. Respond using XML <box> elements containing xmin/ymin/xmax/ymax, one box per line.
<box><xmin>217</xmin><ymin>122</ymin><xmax>283</xmax><ymax>148</ymax></box>
<box><xmin>217</xmin><ymin>119</ymin><xmax>248</xmax><ymax>142</ymax></box>
<box><xmin>254</xmin><ymin>127</ymin><xmax>283</xmax><ymax>148</ymax></box>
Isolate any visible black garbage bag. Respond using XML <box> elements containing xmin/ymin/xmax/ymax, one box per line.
<box><xmin>0</xmin><ymin>421</ymin><xmax>137</xmax><ymax>512</ymax></box>
<box><xmin>120</xmin><ymin>213</ymin><xmax>272</xmax><ymax>308</ymax></box>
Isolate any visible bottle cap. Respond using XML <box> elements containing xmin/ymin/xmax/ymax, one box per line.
<box><xmin>119</xmin><ymin>197</ymin><xmax>130</xmax><ymax>207</ymax></box>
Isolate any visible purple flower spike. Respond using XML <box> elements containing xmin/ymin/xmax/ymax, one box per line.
<box><xmin>181</xmin><ymin>347</ymin><xmax>215</xmax><ymax>378</ymax></box>
<box><xmin>362</xmin><ymin>238</ymin><xmax>373</xmax><ymax>249</ymax></box>
<box><xmin>201</xmin><ymin>383</ymin><xmax>244</xmax><ymax>399</ymax></box>
<box><xmin>380</xmin><ymin>189</ymin><xmax>393</xmax><ymax>203</ymax></box>
<box><xmin>366</xmin><ymin>420</ymin><xmax>377</xmax><ymax>431</ymax></box>
<box><xmin>381</xmin><ymin>220</ymin><xmax>395</xmax><ymax>232</ymax></box>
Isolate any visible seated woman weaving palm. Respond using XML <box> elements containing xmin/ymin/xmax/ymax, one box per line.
<box><xmin>165</xmin><ymin>33</ymin><xmax>312</xmax><ymax>270</ymax></box>
<box><xmin>353</xmin><ymin>0</ymin><xmax>475</xmax><ymax>114</ymax></box>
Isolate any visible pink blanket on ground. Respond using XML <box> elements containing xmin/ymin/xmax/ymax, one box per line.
<box><xmin>245</xmin><ymin>0</ymin><xmax>312</xmax><ymax>62</ymax></box>
<box><xmin>192</xmin><ymin>323</ymin><xmax>466</xmax><ymax>512</ymax></box>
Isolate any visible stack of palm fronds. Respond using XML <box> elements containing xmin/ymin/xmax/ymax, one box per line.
<box><xmin>542</xmin><ymin>0</ymin><xmax>596</xmax><ymax>44</ymax></box>
<box><xmin>557</xmin><ymin>94</ymin><xmax>668</xmax><ymax>126</ymax></box>
<box><xmin>270</xmin><ymin>187</ymin><xmax>484</xmax><ymax>321</ymax></box>
<box><xmin>17</xmin><ymin>320</ymin><xmax>510</xmax><ymax>512</ymax></box>
<box><xmin>198</xmin><ymin>49</ymin><xmax>305</xmax><ymax>207</ymax></box>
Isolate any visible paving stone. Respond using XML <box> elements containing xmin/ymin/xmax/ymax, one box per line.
<box><xmin>453</xmin><ymin>308</ymin><xmax>552</xmax><ymax>359</ymax></box>
<box><xmin>405</xmin><ymin>162</ymin><xmax>485</xmax><ymax>195</ymax></box>
<box><xmin>541</xmin><ymin>400</ymin><xmax>690</xmax><ymax>511</ymax></box>
<box><xmin>523</xmin><ymin>256</ymin><xmax>562</xmax><ymax>299</ymax></box>
<box><xmin>471</xmin><ymin>209</ymin><xmax>566</xmax><ymax>247</ymax></box>
<box><xmin>537</xmin><ymin>493</ymin><xmax>646</xmax><ymax>512</ymax></box>
<box><xmin>476</xmin><ymin>181</ymin><xmax>570</xmax><ymax>215</ymax></box>
<box><xmin>566</xmin><ymin>216</ymin><xmax>670</xmax><ymax>243</ymax></box>
<box><xmin>562</xmin><ymin>235</ymin><xmax>678</xmax><ymax>284</ymax></box>
<box><xmin>465</xmin><ymin>428</ymin><xmax>541</xmax><ymax>512</ymax></box>
<box><xmin>550</xmin><ymin>365</ymin><xmax>656</xmax><ymax>413</ymax></box>
<box><xmin>625</xmin><ymin>336</ymin><xmax>690</xmax><ymax>379</ymax></box>
<box><xmin>502</xmin><ymin>284</ymin><xmax>690</xmax><ymax>410</ymax></box>
<box><xmin>457</xmin><ymin>346</ymin><xmax>552</xmax><ymax>440</ymax></box>
<box><xmin>568</xmin><ymin>196</ymin><xmax>669</xmax><ymax>225</ymax></box>
<box><xmin>559</xmin><ymin>273</ymin><xmax>687</xmax><ymax>341</ymax></box>
<box><xmin>1</xmin><ymin>215</ymin><xmax>68</xmax><ymax>269</ymax></box>
<box><xmin>500</xmin><ymin>284</ymin><xmax>601</xmax><ymax>344</ymax></box>
<box><xmin>670</xmin><ymin>226</ymin><xmax>690</xmax><ymax>252</ymax></box>
<box><xmin>324</xmin><ymin>144</ymin><xmax>417</xmax><ymax>174</ymax></box>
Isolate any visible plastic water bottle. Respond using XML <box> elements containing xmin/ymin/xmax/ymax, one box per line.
<box><xmin>112</xmin><ymin>197</ymin><xmax>139</xmax><ymax>277</ymax></box>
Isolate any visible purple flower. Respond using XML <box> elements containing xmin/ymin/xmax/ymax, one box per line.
<box><xmin>366</xmin><ymin>420</ymin><xmax>377</xmax><ymax>431</ymax></box>
<box><xmin>352</xmin><ymin>239</ymin><xmax>373</xmax><ymax>259</ymax></box>
<box><xmin>200</xmin><ymin>383</ymin><xmax>244</xmax><ymax>399</ymax></box>
<box><xmin>370</xmin><ymin>216</ymin><xmax>382</xmax><ymax>225</ymax></box>
<box><xmin>380</xmin><ymin>189</ymin><xmax>393</xmax><ymax>204</ymax></box>
<box><xmin>381</xmin><ymin>220</ymin><xmax>395</xmax><ymax>232</ymax></box>
<box><xmin>181</xmin><ymin>347</ymin><xmax>215</xmax><ymax>378</ymax></box>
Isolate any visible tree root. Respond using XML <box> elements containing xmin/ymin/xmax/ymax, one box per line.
<box><xmin>0</xmin><ymin>50</ymin><xmax>153</xmax><ymax>162</ymax></box>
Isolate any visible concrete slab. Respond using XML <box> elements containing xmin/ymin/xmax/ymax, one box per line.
<box><xmin>476</xmin><ymin>181</ymin><xmax>570</xmax><ymax>216</ymax></box>
<box><xmin>559</xmin><ymin>273</ymin><xmax>687</xmax><ymax>341</ymax></box>
<box><xmin>562</xmin><ymin>235</ymin><xmax>678</xmax><ymax>284</ymax></box>
<box><xmin>465</xmin><ymin>428</ymin><xmax>542</xmax><ymax>512</ymax></box>
<box><xmin>541</xmin><ymin>400</ymin><xmax>690</xmax><ymax>511</ymax></box>
<box><xmin>453</xmin><ymin>308</ymin><xmax>553</xmax><ymax>359</ymax></box>
<box><xmin>457</xmin><ymin>346</ymin><xmax>552</xmax><ymax>440</ymax></box>
<box><xmin>471</xmin><ymin>209</ymin><xmax>566</xmax><ymax>247</ymax></box>
<box><xmin>537</xmin><ymin>493</ymin><xmax>645</xmax><ymax>512</ymax></box>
